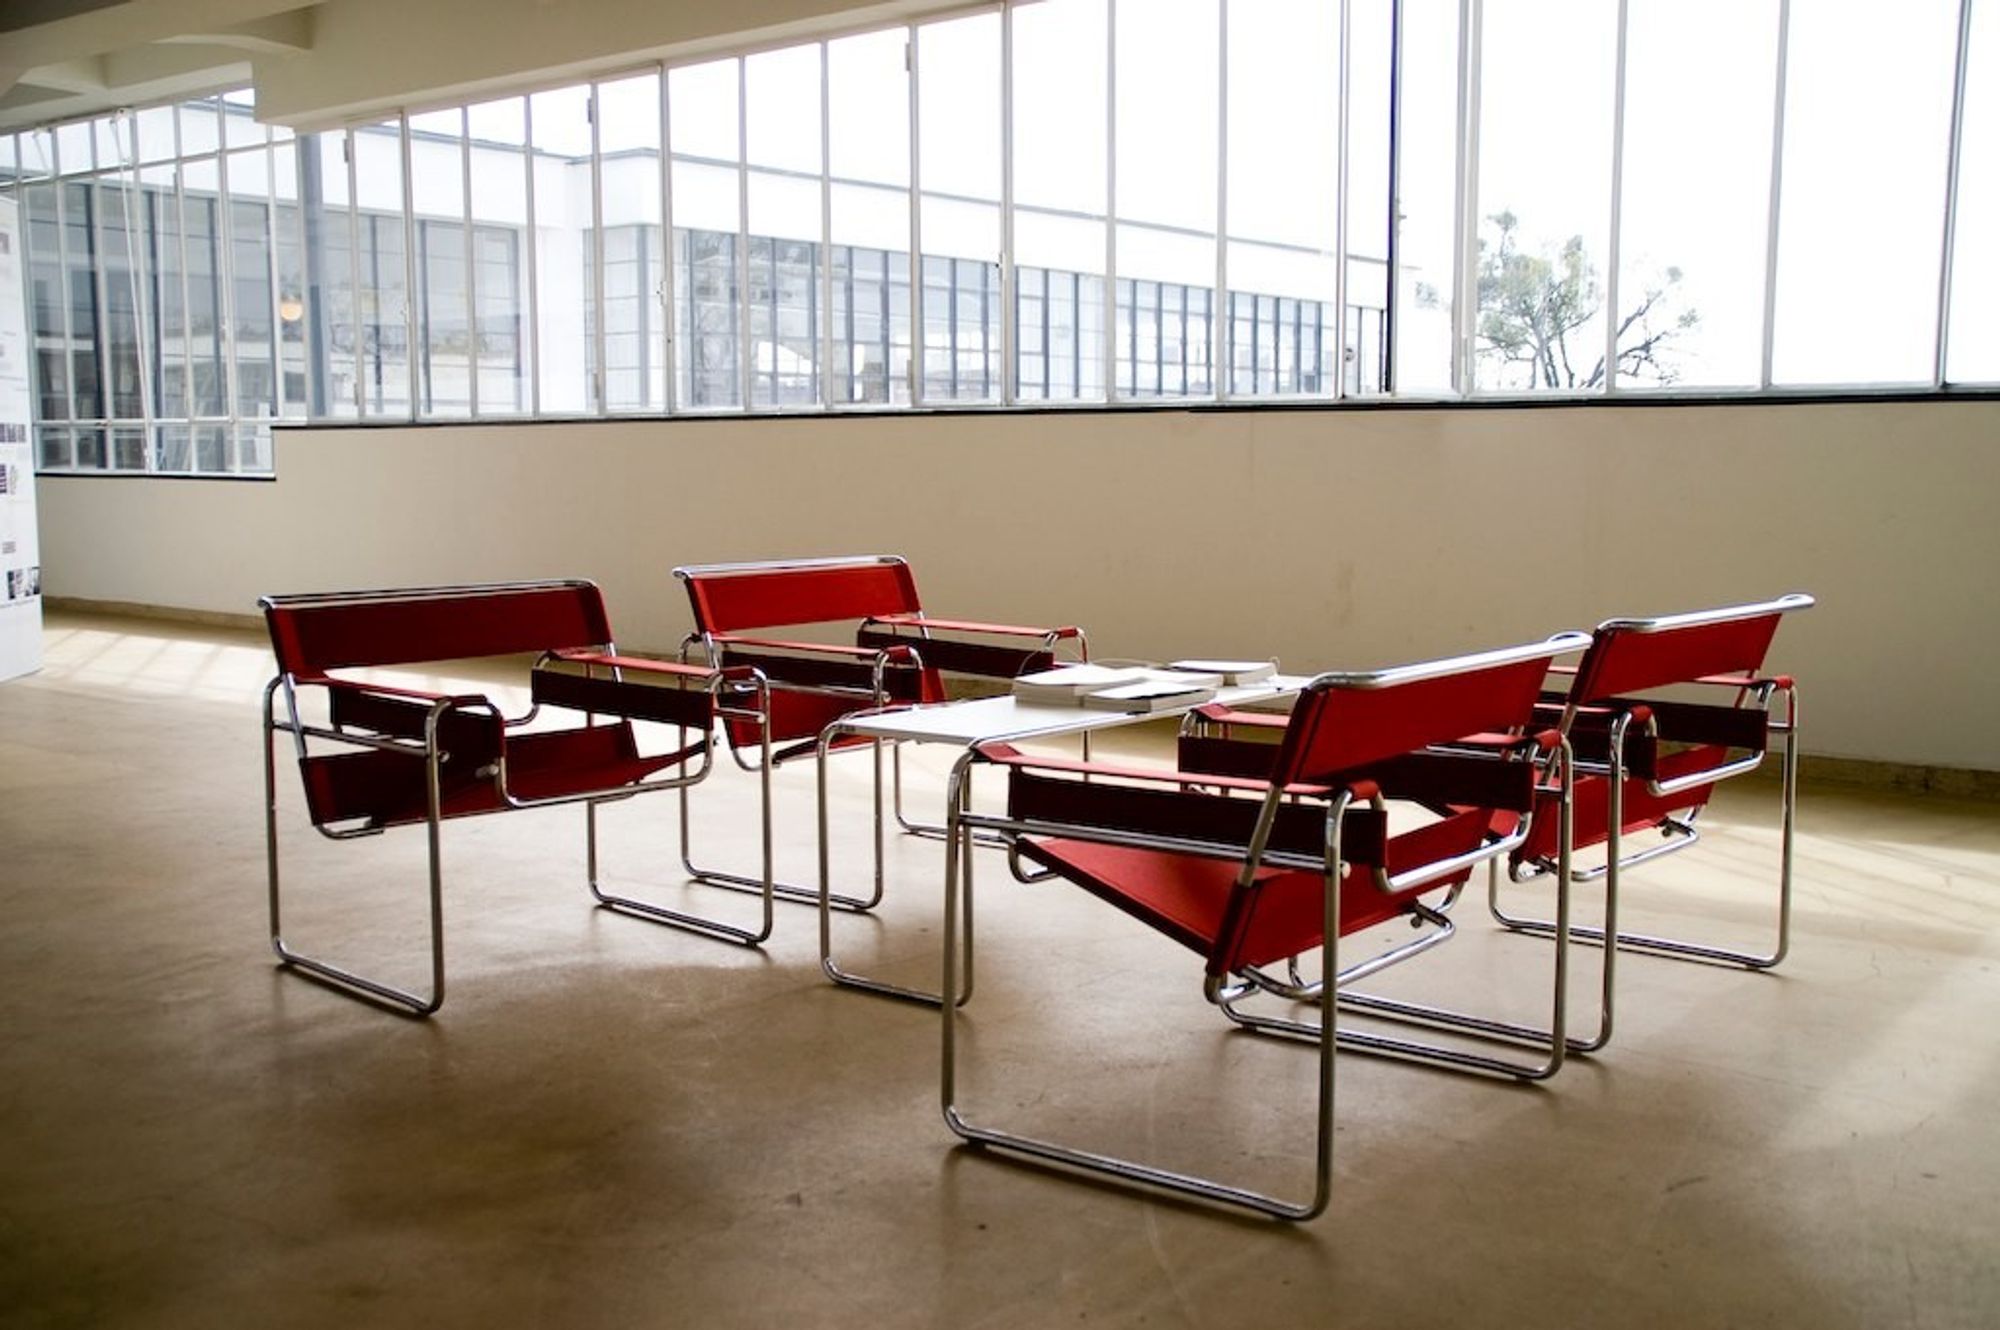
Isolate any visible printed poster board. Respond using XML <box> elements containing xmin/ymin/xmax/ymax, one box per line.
<box><xmin>0</xmin><ymin>194</ymin><xmax>42</xmax><ymax>682</ymax></box>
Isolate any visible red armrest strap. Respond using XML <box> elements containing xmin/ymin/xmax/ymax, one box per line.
<box><xmin>552</xmin><ymin>649</ymin><xmax>723</xmax><ymax>681</ymax></box>
<box><xmin>868</xmin><ymin>612</ymin><xmax>1083</xmax><ymax>639</ymax></box>
<box><xmin>977</xmin><ymin>741</ymin><xmax>1328</xmax><ymax>798</ymax></box>
<box><xmin>711</xmin><ymin>633</ymin><xmax>919</xmax><ymax>663</ymax></box>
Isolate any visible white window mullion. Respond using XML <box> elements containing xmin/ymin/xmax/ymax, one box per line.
<box><xmin>1000</xmin><ymin>8</ymin><xmax>1016</xmax><ymax>406</ymax></box>
<box><xmin>1104</xmin><ymin>0</ymin><xmax>1118</xmax><ymax>404</ymax></box>
<box><xmin>1935</xmin><ymin>0</ymin><xmax>1976</xmax><ymax>387</ymax></box>
<box><xmin>589</xmin><ymin>86</ymin><xmax>608</xmax><ymax>415</ymax></box>
<box><xmin>908</xmin><ymin>29</ymin><xmax>924</xmax><ymax>406</ymax></box>
<box><xmin>1452</xmin><ymin>0</ymin><xmax>1482</xmax><ymax>395</ymax></box>
<box><xmin>1604</xmin><ymin>0</ymin><xmax>1630</xmax><ymax>394</ymax></box>
<box><xmin>398</xmin><ymin>114</ymin><xmax>419</xmax><ymax>423</ymax></box>
<box><xmin>660</xmin><ymin>67</ymin><xmax>680</xmax><ymax>416</ymax></box>
<box><xmin>1333</xmin><ymin>0</ymin><xmax>1351</xmax><ymax>399</ymax></box>
<box><xmin>1760</xmin><ymin>0</ymin><xmax>1791</xmax><ymax>390</ymax></box>
<box><xmin>819</xmin><ymin>41</ymin><xmax>834</xmax><ymax>411</ymax></box>
<box><xmin>461</xmin><ymin>109</ymin><xmax>479</xmax><ymax>418</ymax></box>
<box><xmin>173</xmin><ymin>118</ymin><xmax>195</xmax><ymax>436</ymax></box>
<box><xmin>737</xmin><ymin>60</ymin><xmax>753</xmax><ymax>411</ymax></box>
<box><xmin>216</xmin><ymin>131</ymin><xmax>244</xmax><ymax>454</ymax></box>
<box><xmin>116</xmin><ymin>115</ymin><xmax>159</xmax><ymax>465</ymax></box>
<box><xmin>1386</xmin><ymin>0</ymin><xmax>1403</xmax><ymax>393</ymax></box>
<box><xmin>1215</xmin><ymin>0</ymin><xmax>1230</xmax><ymax>403</ymax></box>
<box><xmin>523</xmin><ymin>99</ymin><xmax>542</xmax><ymax>417</ymax></box>
<box><xmin>345</xmin><ymin>131</ymin><xmax>363</xmax><ymax>414</ymax></box>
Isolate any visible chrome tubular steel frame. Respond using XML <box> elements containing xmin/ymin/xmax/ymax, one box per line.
<box><xmin>585</xmin><ymin>670</ymin><xmax>777</xmax><ymax>948</ymax></box>
<box><xmin>884</xmin><ymin>622</ymin><xmax>1091</xmax><ymax>843</ymax></box>
<box><xmin>1493</xmin><ymin>682</ymin><xmax>1801</xmax><ymax>992</ymax></box>
<box><xmin>674</xmin><ymin>629</ymin><xmax>893</xmax><ymax>915</ymax></box>
<box><xmin>940</xmin><ymin>767</ymin><xmax>1350</xmax><ymax>1221</ymax></box>
<box><xmin>1307</xmin><ymin>738</ymin><xmax>1575</xmax><ymax>1079</ymax></box>
<box><xmin>816</xmin><ymin>711</ymin><xmax>974</xmax><ymax>1008</ymax></box>
<box><xmin>1486</xmin><ymin>593</ymin><xmax>1810</xmax><ymax>1052</ymax></box>
<box><xmin>263</xmin><ymin>631</ymin><xmax>763</xmax><ymax>1016</ymax></box>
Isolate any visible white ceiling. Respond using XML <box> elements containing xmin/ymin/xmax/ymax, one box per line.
<box><xmin>0</xmin><ymin>0</ymin><xmax>316</xmax><ymax>130</ymax></box>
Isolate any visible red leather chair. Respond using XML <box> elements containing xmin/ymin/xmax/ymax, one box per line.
<box><xmin>675</xmin><ymin>554</ymin><xmax>1086</xmax><ymax>910</ymax></box>
<box><xmin>261</xmin><ymin>580</ymin><xmax>771</xmax><ymax>1015</ymax></box>
<box><xmin>1490</xmin><ymin>594</ymin><xmax>1812</xmax><ymax>1051</ymax></box>
<box><xmin>939</xmin><ymin>634</ymin><xmax>1586</xmax><ymax>1219</ymax></box>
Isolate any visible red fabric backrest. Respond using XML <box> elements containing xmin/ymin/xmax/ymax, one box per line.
<box><xmin>264</xmin><ymin>583</ymin><xmax>613</xmax><ymax>676</ymax></box>
<box><xmin>681</xmin><ymin>559</ymin><xmax>922</xmax><ymax>633</ymax></box>
<box><xmin>1571</xmin><ymin>606</ymin><xmax>1788</xmax><ymax>702</ymax></box>
<box><xmin>1273</xmin><ymin>646</ymin><xmax>1562</xmax><ymax>785</ymax></box>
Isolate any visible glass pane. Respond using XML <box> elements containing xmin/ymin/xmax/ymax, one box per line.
<box><xmin>748</xmin><ymin>46</ymin><xmax>821</xmax><ymax>408</ymax></box>
<box><xmin>110</xmin><ymin>423</ymin><xmax>147</xmax><ymax>470</ymax></box>
<box><xmin>1393</xmin><ymin>0</ymin><xmax>1461</xmax><ymax>393</ymax></box>
<box><xmin>57</xmin><ymin>121</ymin><xmax>94</xmax><ymax>174</ymax></box>
<box><xmin>62</xmin><ymin>181</ymin><xmax>102</xmax><ymax>418</ymax></box>
<box><xmin>1228</xmin><ymin>0</ymin><xmax>1338</xmax><ymax>398</ymax></box>
<box><xmin>179</xmin><ymin>99</ymin><xmax>221</xmax><ymax>158</ymax></box>
<box><xmin>20</xmin><ymin>130</ymin><xmax>56</xmax><ymax>181</ymax></box>
<box><xmin>598</xmin><ymin>73</ymin><xmax>666</xmax><ymax>412</ymax></box>
<box><xmin>669</xmin><ymin>61</ymin><xmax>741</xmax><ymax>409</ymax></box>
<box><xmin>1946</xmin><ymin>0</ymin><xmax>2000</xmax><ymax>383</ymax></box>
<box><xmin>37</xmin><ymin>425</ymin><xmax>73</xmax><ymax>470</ymax></box>
<box><xmin>1116</xmin><ymin>0</ymin><xmax>1217</xmax><ymax>398</ymax></box>
<box><xmin>1344</xmin><ymin>0</ymin><xmax>1392</xmax><ymax>394</ymax></box>
<box><xmin>1771</xmin><ymin>0</ymin><xmax>1958</xmax><ymax>385</ymax></box>
<box><xmin>155</xmin><ymin>423</ymin><xmax>192</xmax><ymax>471</ymax></box>
<box><xmin>828</xmin><ymin>29</ymin><xmax>911</xmax><ymax>405</ymax></box>
<box><xmin>193</xmin><ymin>422</ymin><xmax>229</xmax><ymax>471</ymax></box>
<box><xmin>351</xmin><ymin>120</ymin><xmax>411</xmax><ymax>416</ymax></box>
<box><xmin>229</xmin><ymin>192</ymin><xmax>278</xmax><ymax>419</ymax></box>
<box><xmin>136</xmin><ymin>107</ymin><xmax>178</xmax><ymax>163</ymax></box>
<box><xmin>178</xmin><ymin>161</ymin><xmax>227</xmax><ymax>417</ymax></box>
<box><xmin>1617</xmin><ymin>0</ymin><xmax>1779</xmax><ymax>390</ymax></box>
<box><xmin>411</xmin><ymin>110</ymin><xmax>471</xmax><ymax>418</ymax></box>
<box><xmin>25</xmin><ymin>185</ymin><xmax>69</xmax><ymax>421</ymax></box>
<box><xmin>140</xmin><ymin>164</ymin><xmax>187</xmax><ymax>418</ymax></box>
<box><xmin>302</xmin><ymin>132</ymin><xmax>355</xmax><ymax>417</ymax></box>
<box><xmin>467</xmin><ymin>98</ymin><xmax>531</xmax><ymax>414</ymax></box>
<box><xmin>237</xmin><ymin>422</ymin><xmax>273</xmax><ymax>473</ymax></box>
<box><xmin>531</xmin><ymin>85</ymin><xmax>594</xmax><ymax>413</ymax></box>
<box><xmin>918</xmin><ymin>12</ymin><xmax>1001</xmax><ymax>401</ymax></box>
<box><xmin>74</xmin><ymin>424</ymin><xmax>106</xmax><ymax>469</ymax></box>
<box><xmin>223</xmin><ymin>89</ymin><xmax>264</xmax><ymax>149</ymax></box>
<box><xmin>93</xmin><ymin>118</ymin><xmax>127</xmax><ymax>172</ymax></box>
<box><xmin>829</xmin><ymin>29</ymin><xmax>908</xmax><ymax>187</ymax></box>
<box><xmin>1014</xmin><ymin>0</ymin><xmax>1107</xmax><ymax>401</ymax></box>
<box><xmin>95</xmin><ymin>180</ymin><xmax>147</xmax><ymax>419</ymax></box>
<box><xmin>271</xmin><ymin>144</ymin><xmax>307</xmax><ymax>419</ymax></box>
<box><xmin>1474</xmin><ymin>0</ymin><xmax>1616</xmax><ymax>391</ymax></box>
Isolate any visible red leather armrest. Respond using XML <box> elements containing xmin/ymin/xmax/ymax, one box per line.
<box><xmin>868</xmin><ymin>612</ymin><xmax>1083</xmax><ymax>640</ymax></box>
<box><xmin>552</xmin><ymin>649</ymin><xmax>725</xmax><ymax>681</ymax></box>
<box><xmin>711</xmin><ymin>633</ymin><xmax>919</xmax><ymax>663</ymax></box>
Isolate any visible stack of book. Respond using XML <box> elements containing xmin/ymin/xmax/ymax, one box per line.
<box><xmin>1010</xmin><ymin>659</ymin><xmax>1278</xmax><ymax>714</ymax></box>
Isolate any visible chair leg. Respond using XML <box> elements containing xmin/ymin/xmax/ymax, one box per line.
<box><xmin>1490</xmin><ymin>690</ymin><xmax>1798</xmax><ymax>1009</ymax></box>
<box><xmin>678</xmin><ymin>743</ymin><xmax>886</xmax><ymax>913</ymax></box>
<box><xmin>938</xmin><ymin>771</ymin><xmax>1343</xmax><ymax>1221</ymax></box>
<box><xmin>1247</xmin><ymin>741</ymin><xmax>1578</xmax><ymax>1076</ymax></box>
<box><xmin>265</xmin><ymin>687</ymin><xmax>445</xmax><ymax>1017</ymax></box>
<box><xmin>819</xmin><ymin>729</ymin><xmax>974</xmax><ymax>1007</ymax></box>
<box><xmin>587</xmin><ymin>791</ymin><xmax>775</xmax><ymax>946</ymax></box>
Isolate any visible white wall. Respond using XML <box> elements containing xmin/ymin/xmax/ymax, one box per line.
<box><xmin>34</xmin><ymin>397</ymin><xmax>2000</xmax><ymax>770</ymax></box>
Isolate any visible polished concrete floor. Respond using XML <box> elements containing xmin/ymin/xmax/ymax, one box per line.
<box><xmin>1</xmin><ymin>611</ymin><xmax>1996</xmax><ymax>1328</ymax></box>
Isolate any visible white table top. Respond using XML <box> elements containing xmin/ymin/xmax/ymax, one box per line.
<box><xmin>831</xmin><ymin>675</ymin><xmax>1312</xmax><ymax>747</ymax></box>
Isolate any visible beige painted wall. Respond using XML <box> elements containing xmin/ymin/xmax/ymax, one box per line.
<box><xmin>35</xmin><ymin>398</ymin><xmax>2000</xmax><ymax>770</ymax></box>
